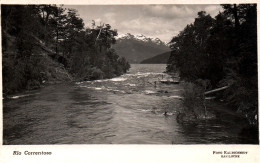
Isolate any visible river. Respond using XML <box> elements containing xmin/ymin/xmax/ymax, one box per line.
<box><xmin>3</xmin><ymin>64</ymin><xmax>254</xmax><ymax>144</ymax></box>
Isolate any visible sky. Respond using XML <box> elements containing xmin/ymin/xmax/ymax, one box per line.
<box><xmin>65</xmin><ymin>5</ymin><xmax>223</xmax><ymax>42</ymax></box>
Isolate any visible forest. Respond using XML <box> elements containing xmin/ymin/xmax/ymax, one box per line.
<box><xmin>167</xmin><ymin>4</ymin><xmax>258</xmax><ymax>127</ymax></box>
<box><xmin>2</xmin><ymin>5</ymin><xmax>130</xmax><ymax>95</ymax></box>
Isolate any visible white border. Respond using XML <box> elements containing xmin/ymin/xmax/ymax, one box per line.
<box><xmin>0</xmin><ymin>0</ymin><xmax>259</xmax><ymax>162</ymax></box>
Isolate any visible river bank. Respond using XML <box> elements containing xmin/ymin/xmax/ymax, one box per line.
<box><xmin>171</xmin><ymin>80</ymin><xmax>258</xmax><ymax>144</ymax></box>
<box><xmin>2</xmin><ymin>55</ymin><xmax>73</xmax><ymax>98</ymax></box>
<box><xmin>202</xmin><ymin>100</ymin><xmax>258</xmax><ymax>144</ymax></box>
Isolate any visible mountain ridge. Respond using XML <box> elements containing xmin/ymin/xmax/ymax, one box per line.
<box><xmin>140</xmin><ymin>51</ymin><xmax>171</xmax><ymax>64</ymax></box>
<box><xmin>113</xmin><ymin>33</ymin><xmax>170</xmax><ymax>63</ymax></box>
<box><xmin>116</xmin><ymin>33</ymin><xmax>168</xmax><ymax>46</ymax></box>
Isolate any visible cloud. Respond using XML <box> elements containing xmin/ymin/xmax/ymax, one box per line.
<box><xmin>143</xmin><ymin>5</ymin><xmax>196</xmax><ymax>19</ymax></box>
<box><xmin>104</xmin><ymin>12</ymin><xmax>116</xmax><ymax>25</ymax></box>
<box><xmin>121</xmin><ymin>18</ymin><xmax>141</xmax><ymax>30</ymax></box>
<box><xmin>119</xmin><ymin>14</ymin><xmax>198</xmax><ymax>42</ymax></box>
<box><xmin>204</xmin><ymin>5</ymin><xmax>223</xmax><ymax>17</ymax></box>
<box><xmin>94</xmin><ymin>18</ymin><xmax>102</xmax><ymax>23</ymax></box>
<box><xmin>143</xmin><ymin>5</ymin><xmax>223</xmax><ymax>20</ymax></box>
<box><xmin>66</xmin><ymin>5</ymin><xmax>223</xmax><ymax>42</ymax></box>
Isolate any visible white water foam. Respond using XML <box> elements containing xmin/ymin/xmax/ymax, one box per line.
<box><xmin>162</xmin><ymin>112</ymin><xmax>174</xmax><ymax>116</ymax></box>
<box><xmin>75</xmin><ymin>81</ymin><xmax>84</xmax><ymax>84</ymax></box>
<box><xmin>109</xmin><ymin>77</ymin><xmax>127</xmax><ymax>82</ymax></box>
<box><xmin>111</xmin><ymin>89</ymin><xmax>126</xmax><ymax>94</ymax></box>
<box><xmin>90</xmin><ymin>77</ymin><xmax>127</xmax><ymax>83</ymax></box>
<box><xmin>95</xmin><ymin>79</ymin><xmax>108</xmax><ymax>82</ymax></box>
<box><xmin>124</xmin><ymin>83</ymin><xmax>136</xmax><ymax>87</ymax></box>
<box><xmin>9</xmin><ymin>93</ymin><xmax>39</xmax><ymax>99</ymax></box>
<box><xmin>144</xmin><ymin>90</ymin><xmax>156</xmax><ymax>94</ymax></box>
<box><xmin>169</xmin><ymin>95</ymin><xmax>184</xmax><ymax>99</ymax></box>
<box><xmin>79</xmin><ymin>86</ymin><xmax>105</xmax><ymax>90</ymax></box>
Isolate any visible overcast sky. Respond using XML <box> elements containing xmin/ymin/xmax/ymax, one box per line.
<box><xmin>65</xmin><ymin>5</ymin><xmax>223</xmax><ymax>42</ymax></box>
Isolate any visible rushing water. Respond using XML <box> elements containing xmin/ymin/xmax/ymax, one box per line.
<box><xmin>3</xmin><ymin>64</ymin><xmax>254</xmax><ymax>144</ymax></box>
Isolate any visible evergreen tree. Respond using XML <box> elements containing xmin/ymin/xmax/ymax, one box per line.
<box><xmin>166</xmin><ymin>4</ymin><xmax>257</xmax><ymax>126</ymax></box>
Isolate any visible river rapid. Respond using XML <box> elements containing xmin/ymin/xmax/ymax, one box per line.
<box><xmin>3</xmin><ymin>64</ymin><xmax>253</xmax><ymax>144</ymax></box>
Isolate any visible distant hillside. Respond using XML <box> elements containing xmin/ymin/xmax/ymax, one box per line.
<box><xmin>113</xmin><ymin>33</ymin><xmax>170</xmax><ymax>63</ymax></box>
<box><xmin>140</xmin><ymin>51</ymin><xmax>171</xmax><ymax>64</ymax></box>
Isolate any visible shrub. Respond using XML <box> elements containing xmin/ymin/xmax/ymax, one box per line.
<box><xmin>181</xmin><ymin>80</ymin><xmax>214</xmax><ymax>120</ymax></box>
<box><xmin>220</xmin><ymin>69</ymin><xmax>258</xmax><ymax>126</ymax></box>
<box><xmin>2</xmin><ymin>55</ymin><xmax>46</xmax><ymax>94</ymax></box>
<box><xmin>90</xmin><ymin>67</ymin><xmax>104</xmax><ymax>80</ymax></box>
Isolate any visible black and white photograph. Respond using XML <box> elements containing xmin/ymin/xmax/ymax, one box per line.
<box><xmin>1</xmin><ymin>0</ymin><xmax>260</xmax><ymax>162</ymax></box>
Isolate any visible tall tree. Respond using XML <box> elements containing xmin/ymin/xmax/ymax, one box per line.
<box><xmin>167</xmin><ymin>11</ymin><xmax>214</xmax><ymax>83</ymax></box>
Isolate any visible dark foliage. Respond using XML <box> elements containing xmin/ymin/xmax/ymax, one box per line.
<box><xmin>2</xmin><ymin>5</ymin><xmax>130</xmax><ymax>94</ymax></box>
<box><xmin>167</xmin><ymin>4</ymin><xmax>257</xmax><ymax>126</ymax></box>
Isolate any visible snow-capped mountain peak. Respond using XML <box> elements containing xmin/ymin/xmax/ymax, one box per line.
<box><xmin>116</xmin><ymin>33</ymin><xmax>167</xmax><ymax>46</ymax></box>
<box><xmin>116</xmin><ymin>33</ymin><xmax>134</xmax><ymax>39</ymax></box>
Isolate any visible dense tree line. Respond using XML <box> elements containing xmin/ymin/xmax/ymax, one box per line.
<box><xmin>167</xmin><ymin>4</ymin><xmax>257</xmax><ymax>126</ymax></box>
<box><xmin>2</xmin><ymin>5</ymin><xmax>130</xmax><ymax>94</ymax></box>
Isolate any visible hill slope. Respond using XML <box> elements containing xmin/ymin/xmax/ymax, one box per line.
<box><xmin>140</xmin><ymin>51</ymin><xmax>171</xmax><ymax>64</ymax></box>
<box><xmin>113</xmin><ymin>33</ymin><xmax>170</xmax><ymax>63</ymax></box>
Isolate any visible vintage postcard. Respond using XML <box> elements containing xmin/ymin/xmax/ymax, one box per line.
<box><xmin>0</xmin><ymin>0</ymin><xmax>259</xmax><ymax>162</ymax></box>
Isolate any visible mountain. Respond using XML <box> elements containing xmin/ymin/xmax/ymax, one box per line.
<box><xmin>113</xmin><ymin>33</ymin><xmax>170</xmax><ymax>63</ymax></box>
<box><xmin>140</xmin><ymin>51</ymin><xmax>171</xmax><ymax>64</ymax></box>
